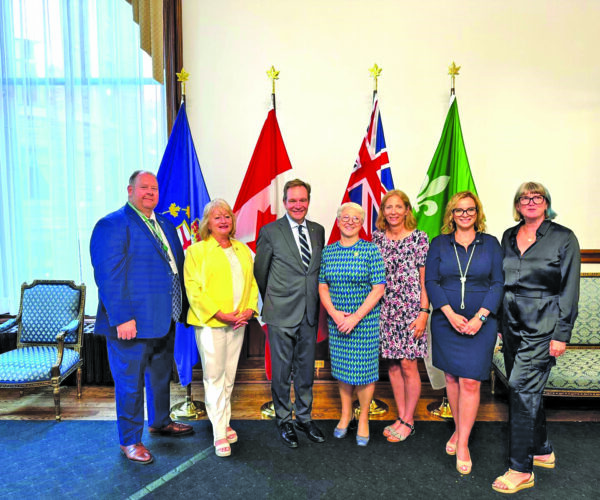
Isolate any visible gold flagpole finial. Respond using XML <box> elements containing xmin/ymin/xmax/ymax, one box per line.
<box><xmin>369</xmin><ymin>64</ymin><xmax>382</xmax><ymax>93</ymax></box>
<box><xmin>176</xmin><ymin>67</ymin><xmax>190</xmax><ymax>96</ymax></box>
<box><xmin>267</xmin><ymin>65</ymin><xmax>280</xmax><ymax>95</ymax></box>
<box><xmin>448</xmin><ymin>62</ymin><xmax>460</xmax><ymax>95</ymax></box>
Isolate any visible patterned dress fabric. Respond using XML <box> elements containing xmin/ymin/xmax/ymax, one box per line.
<box><xmin>319</xmin><ymin>239</ymin><xmax>386</xmax><ymax>385</ymax></box>
<box><xmin>373</xmin><ymin>230</ymin><xmax>429</xmax><ymax>360</ymax></box>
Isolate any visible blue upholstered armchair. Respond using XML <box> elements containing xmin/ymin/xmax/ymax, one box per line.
<box><xmin>0</xmin><ymin>280</ymin><xmax>86</xmax><ymax>421</ymax></box>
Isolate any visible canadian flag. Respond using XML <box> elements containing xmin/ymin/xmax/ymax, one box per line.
<box><xmin>233</xmin><ymin>108</ymin><xmax>292</xmax><ymax>379</ymax></box>
<box><xmin>234</xmin><ymin>109</ymin><xmax>292</xmax><ymax>251</ymax></box>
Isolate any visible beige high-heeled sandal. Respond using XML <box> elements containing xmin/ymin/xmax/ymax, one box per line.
<box><xmin>456</xmin><ymin>457</ymin><xmax>472</xmax><ymax>475</ymax></box>
<box><xmin>446</xmin><ymin>434</ymin><xmax>457</xmax><ymax>455</ymax></box>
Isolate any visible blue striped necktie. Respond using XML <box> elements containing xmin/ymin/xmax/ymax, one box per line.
<box><xmin>297</xmin><ymin>225</ymin><xmax>311</xmax><ymax>271</ymax></box>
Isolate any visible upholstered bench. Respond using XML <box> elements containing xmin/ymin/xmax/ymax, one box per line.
<box><xmin>491</xmin><ymin>273</ymin><xmax>600</xmax><ymax>397</ymax></box>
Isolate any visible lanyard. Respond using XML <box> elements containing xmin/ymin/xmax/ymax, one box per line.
<box><xmin>128</xmin><ymin>202</ymin><xmax>170</xmax><ymax>257</ymax></box>
<box><xmin>452</xmin><ymin>241</ymin><xmax>476</xmax><ymax>310</ymax></box>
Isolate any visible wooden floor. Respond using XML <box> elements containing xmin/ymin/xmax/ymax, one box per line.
<box><xmin>2</xmin><ymin>380</ymin><xmax>600</xmax><ymax>422</ymax></box>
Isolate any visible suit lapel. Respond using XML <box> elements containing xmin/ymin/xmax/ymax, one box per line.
<box><xmin>125</xmin><ymin>204</ymin><xmax>170</xmax><ymax>263</ymax></box>
<box><xmin>278</xmin><ymin>216</ymin><xmax>304</xmax><ymax>269</ymax></box>
<box><xmin>306</xmin><ymin>220</ymin><xmax>320</xmax><ymax>271</ymax></box>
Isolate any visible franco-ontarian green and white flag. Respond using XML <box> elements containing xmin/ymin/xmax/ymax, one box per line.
<box><xmin>415</xmin><ymin>94</ymin><xmax>477</xmax><ymax>391</ymax></box>
<box><xmin>414</xmin><ymin>95</ymin><xmax>477</xmax><ymax>241</ymax></box>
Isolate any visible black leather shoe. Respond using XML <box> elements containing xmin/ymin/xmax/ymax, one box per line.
<box><xmin>278</xmin><ymin>422</ymin><xmax>299</xmax><ymax>448</ymax></box>
<box><xmin>295</xmin><ymin>420</ymin><xmax>325</xmax><ymax>443</ymax></box>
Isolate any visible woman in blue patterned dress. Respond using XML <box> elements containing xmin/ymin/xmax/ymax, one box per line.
<box><xmin>373</xmin><ymin>190</ymin><xmax>430</xmax><ymax>443</ymax></box>
<box><xmin>319</xmin><ymin>202</ymin><xmax>386</xmax><ymax>446</ymax></box>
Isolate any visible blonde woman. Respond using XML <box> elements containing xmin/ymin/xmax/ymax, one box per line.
<box><xmin>425</xmin><ymin>191</ymin><xmax>503</xmax><ymax>475</ymax></box>
<box><xmin>372</xmin><ymin>190</ymin><xmax>429</xmax><ymax>443</ymax></box>
<box><xmin>184</xmin><ymin>199</ymin><xmax>259</xmax><ymax>458</ymax></box>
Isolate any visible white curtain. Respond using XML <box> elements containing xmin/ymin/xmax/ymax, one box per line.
<box><xmin>0</xmin><ymin>0</ymin><xmax>167</xmax><ymax>314</ymax></box>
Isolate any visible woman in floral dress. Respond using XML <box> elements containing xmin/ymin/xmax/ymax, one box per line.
<box><xmin>373</xmin><ymin>190</ymin><xmax>429</xmax><ymax>442</ymax></box>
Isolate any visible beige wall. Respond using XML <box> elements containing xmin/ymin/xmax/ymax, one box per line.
<box><xmin>182</xmin><ymin>0</ymin><xmax>600</xmax><ymax>260</ymax></box>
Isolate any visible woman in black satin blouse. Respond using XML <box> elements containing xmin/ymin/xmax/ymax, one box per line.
<box><xmin>492</xmin><ymin>182</ymin><xmax>581</xmax><ymax>494</ymax></box>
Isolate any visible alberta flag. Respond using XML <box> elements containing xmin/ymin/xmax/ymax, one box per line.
<box><xmin>156</xmin><ymin>101</ymin><xmax>210</xmax><ymax>387</ymax></box>
<box><xmin>328</xmin><ymin>94</ymin><xmax>394</xmax><ymax>243</ymax></box>
<box><xmin>414</xmin><ymin>95</ymin><xmax>477</xmax><ymax>241</ymax></box>
<box><xmin>233</xmin><ymin>107</ymin><xmax>293</xmax><ymax>380</ymax></box>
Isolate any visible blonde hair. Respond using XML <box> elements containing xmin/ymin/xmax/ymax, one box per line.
<box><xmin>375</xmin><ymin>189</ymin><xmax>417</xmax><ymax>231</ymax></box>
<box><xmin>198</xmin><ymin>199</ymin><xmax>236</xmax><ymax>241</ymax></box>
<box><xmin>337</xmin><ymin>202</ymin><xmax>365</xmax><ymax>221</ymax></box>
<box><xmin>512</xmin><ymin>181</ymin><xmax>557</xmax><ymax>221</ymax></box>
<box><xmin>441</xmin><ymin>191</ymin><xmax>487</xmax><ymax>234</ymax></box>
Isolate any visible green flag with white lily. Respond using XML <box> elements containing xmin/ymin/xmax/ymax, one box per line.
<box><xmin>416</xmin><ymin>94</ymin><xmax>477</xmax><ymax>391</ymax></box>
<box><xmin>414</xmin><ymin>95</ymin><xmax>477</xmax><ymax>240</ymax></box>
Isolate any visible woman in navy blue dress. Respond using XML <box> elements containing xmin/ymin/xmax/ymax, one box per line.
<box><xmin>425</xmin><ymin>191</ymin><xmax>503</xmax><ymax>475</ymax></box>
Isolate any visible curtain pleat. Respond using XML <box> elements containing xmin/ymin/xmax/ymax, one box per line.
<box><xmin>126</xmin><ymin>0</ymin><xmax>164</xmax><ymax>84</ymax></box>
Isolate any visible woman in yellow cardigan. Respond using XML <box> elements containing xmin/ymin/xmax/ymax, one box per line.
<box><xmin>184</xmin><ymin>199</ymin><xmax>259</xmax><ymax>457</ymax></box>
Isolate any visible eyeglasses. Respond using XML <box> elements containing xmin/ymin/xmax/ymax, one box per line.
<box><xmin>452</xmin><ymin>207</ymin><xmax>477</xmax><ymax>216</ymax></box>
<box><xmin>340</xmin><ymin>215</ymin><xmax>361</xmax><ymax>224</ymax></box>
<box><xmin>519</xmin><ymin>195</ymin><xmax>546</xmax><ymax>206</ymax></box>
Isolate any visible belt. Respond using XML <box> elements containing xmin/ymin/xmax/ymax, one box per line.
<box><xmin>508</xmin><ymin>288</ymin><xmax>557</xmax><ymax>299</ymax></box>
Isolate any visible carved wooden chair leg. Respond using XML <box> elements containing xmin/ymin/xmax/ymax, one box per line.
<box><xmin>77</xmin><ymin>367</ymin><xmax>82</xmax><ymax>399</ymax></box>
<box><xmin>53</xmin><ymin>380</ymin><xmax>61</xmax><ymax>422</ymax></box>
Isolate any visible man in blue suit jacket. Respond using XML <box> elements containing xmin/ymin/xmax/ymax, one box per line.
<box><xmin>90</xmin><ymin>170</ymin><xmax>193</xmax><ymax>464</ymax></box>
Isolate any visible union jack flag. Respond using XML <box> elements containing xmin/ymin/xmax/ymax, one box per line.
<box><xmin>328</xmin><ymin>94</ymin><xmax>394</xmax><ymax>243</ymax></box>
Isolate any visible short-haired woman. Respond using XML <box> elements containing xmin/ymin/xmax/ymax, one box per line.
<box><xmin>492</xmin><ymin>182</ymin><xmax>580</xmax><ymax>493</ymax></box>
<box><xmin>318</xmin><ymin>202</ymin><xmax>385</xmax><ymax>446</ymax></box>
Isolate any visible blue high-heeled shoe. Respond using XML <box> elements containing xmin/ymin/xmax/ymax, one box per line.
<box><xmin>356</xmin><ymin>434</ymin><xmax>370</xmax><ymax>447</ymax></box>
<box><xmin>333</xmin><ymin>426</ymin><xmax>348</xmax><ymax>439</ymax></box>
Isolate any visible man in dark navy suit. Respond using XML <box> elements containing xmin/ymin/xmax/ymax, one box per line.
<box><xmin>90</xmin><ymin>170</ymin><xmax>193</xmax><ymax>464</ymax></box>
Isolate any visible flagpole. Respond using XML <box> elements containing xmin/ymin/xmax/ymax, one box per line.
<box><xmin>448</xmin><ymin>61</ymin><xmax>460</xmax><ymax>96</ymax></box>
<box><xmin>260</xmin><ymin>65</ymin><xmax>280</xmax><ymax>419</ymax></box>
<box><xmin>267</xmin><ymin>65</ymin><xmax>279</xmax><ymax>112</ymax></box>
<box><xmin>425</xmin><ymin>62</ymin><xmax>463</xmax><ymax>421</ymax></box>
<box><xmin>370</xmin><ymin>63</ymin><xmax>381</xmax><ymax>102</ymax></box>
<box><xmin>350</xmin><ymin>64</ymin><xmax>391</xmax><ymax>421</ymax></box>
<box><xmin>169</xmin><ymin>67</ymin><xmax>207</xmax><ymax>421</ymax></box>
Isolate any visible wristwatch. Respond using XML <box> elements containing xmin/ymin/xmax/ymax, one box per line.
<box><xmin>478</xmin><ymin>314</ymin><xmax>488</xmax><ymax>323</ymax></box>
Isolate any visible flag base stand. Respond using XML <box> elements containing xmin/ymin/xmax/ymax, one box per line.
<box><xmin>170</xmin><ymin>384</ymin><xmax>206</xmax><ymax>421</ymax></box>
<box><xmin>427</xmin><ymin>397</ymin><xmax>453</xmax><ymax>420</ymax></box>
<box><xmin>352</xmin><ymin>399</ymin><xmax>389</xmax><ymax>419</ymax></box>
<box><xmin>260</xmin><ymin>400</ymin><xmax>275</xmax><ymax>419</ymax></box>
